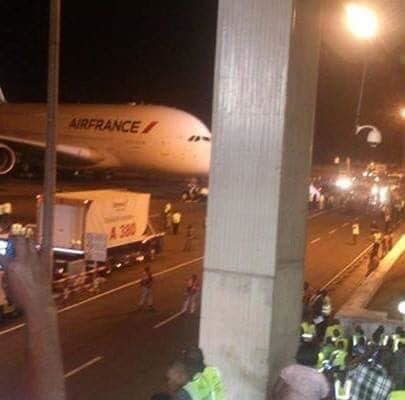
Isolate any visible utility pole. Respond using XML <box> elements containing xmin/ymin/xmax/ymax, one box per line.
<box><xmin>42</xmin><ymin>0</ymin><xmax>61</xmax><ymax>278</ymax></box>
<box><xmin>354</xmin><ymin>58</ymin><xmax>369</xmax><ymax>131</ymax></box>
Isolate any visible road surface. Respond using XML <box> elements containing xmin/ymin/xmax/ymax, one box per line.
<box><xmin>0</xmin><ymin>178</ymin><xmax>384</xmax><ymax>399</ymax></box>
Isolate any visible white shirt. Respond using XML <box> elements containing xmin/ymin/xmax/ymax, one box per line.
<box><xmin>172</xmin><ymin>212</ymin><xmax>182</xmax><ymax>224</ymax></box>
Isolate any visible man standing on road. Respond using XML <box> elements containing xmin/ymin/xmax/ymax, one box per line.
<box><xmin>163</xmin><ymin>202</ymin><xmax>172</xmax><ymax>231</ymax></box>
<box><xmin>182</xmin><ymin>274</ymin><xmax>199</xmax><ymax>314</ymax></box>
<box><xmin>384</xmin><ymin>212</ymin><xmax>391</xmax><ymax>233</ymax></box>
<box><xmin>172</xmin><ymin>211</ymin><xmax>182</xmax><ymax>235</ymax></box>
<box><xmin>138</xmin><ymin>266</ymin><xmax>154</xmax><ymax>310</ymax></box>
<box><xmin>352</xmin><ymin>219</ymin><xmax>360</xmax><ymax>245</ymax></box>
<box><xmin>183</xmin><ymin>224</ymin><xmax>195</xmax><ymax>252</ymax></box>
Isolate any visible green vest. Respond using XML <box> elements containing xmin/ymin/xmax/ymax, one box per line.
<box><xmin>325</xmin><ymin>324</ymin><xmax>344</xmax><ymax>338</ymax></box>
<box><xmin>337</xmin><ymin>338</ymin><xmax>349</xmax><ymax>352</ymax></box>
<box><xmin>393</xmin><ymin>337</ymin><xmax>405</xmax><ymax>352</ymax></box>
<box><xmin>331</xmin><ymin>349</ymin><xmax>347</xmax><ymax>370</ymax></box>
<box><xmin>352</xmin><ymin>334</ymin><xmax>367</xmax><ymax>347</ymax></box>
<box><xmin>203</xmin><ymin>367</ymin><xmax>225</xmax><ymax>400</ymax></box>
<box><xmin>320</xmin><ymin>344</ymin><xmax>334</xmax><ymax>361</ymax></box>
<box><xmin>184</xmin><ymin>373</ymin><xmax>214</xmax><ymax>400</ymax></box>
<box><xmin>390</xmin><ymin>391</ymin><xmax>405</xmax><ymax>400</ymax></box>
<box><xmin>301</xmin><ymin>322</ymin><xmax>316</xmax><ymax>342</ymax></box>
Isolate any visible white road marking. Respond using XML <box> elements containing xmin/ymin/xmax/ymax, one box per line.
<box><xmin>342</xmin><ymin>222</ymin><xmax>350</xmax><ymax>227</ymax></box>
<box><xmin>307</xmin><ymin>206</ymin><xmax>342</xmax><ymax>220</ymax></box>
<box><xmin>0</xmin><ymin>256</ymin><xmax>204</xmax><ymax>337</ymax></box>
<box><xmin>153</xmin><ymin>311</ymin><xmax>185</xmax><ymax>329</ymax></box>
<box><xmin>64</xmin><ymin>356</ymin><xmax>103</xmax><ymax>378</ymax></box>
<box><xmin>59</xmin><ymin>256</ymin><xmax>203</xmax><ymax>314</ymax></box>
<box><xmin>310</xmin><ymin>237</ymin><xmax>321</xmax><ymax>244</ymax></box>
<box><xmin>0</xmin><ymin>323</ymin><xmax>25</xmax><ymax>337</ymax></box>
<box><xmin>329</xmin><ymin>228</ymin><xmax>337</xmax><ymax>235</ymax></box>
<box><xmin>308</xmin><ymin>210</ymin><xmax>329</xmax><ymax>219</ymax></box>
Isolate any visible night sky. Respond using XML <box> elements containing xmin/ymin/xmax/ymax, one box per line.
<box><xmin>1</xmin><ymin>1</ymin><xmax>404</xmax><ymax>165</ymax></box>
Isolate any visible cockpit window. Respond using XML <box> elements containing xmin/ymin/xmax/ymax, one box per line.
<box><xmin>189</xmin><ymin>135</ymin><xmax>210</xmax><ymax>142</ymax></box>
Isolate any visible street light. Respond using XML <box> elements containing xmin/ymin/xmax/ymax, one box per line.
<box><xmin>345</xmin><ymin>3</ymin><xmax>379</xmax><ymax>40</ymax></box>
<box><xmin>345</xmin><ymin>3</ymin><xmax>381</xmax><ymax>141</ymax></box>
<box><xmin>399</xmin><ymin>108</ymin><xmax>405</xmax><ymax>120</ymax></box>
<box><xmin>355</xmin><ymin>124</ymin><xmax>382</xmax><ymax>147</ymax></box>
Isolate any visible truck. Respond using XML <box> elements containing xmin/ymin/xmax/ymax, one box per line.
<box><xmin>36</xmin><ymin>190</ymin><xmax>164</xmax><ymax>278</ymax></box>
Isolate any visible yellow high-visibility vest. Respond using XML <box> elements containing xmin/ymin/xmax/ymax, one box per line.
<box><xmin>335</xmin><ymin>379</ymin><xmax>352</xmax><ymax>400</ymax></box>
<box><xmin>301</xmin><ymin>322</ymin><xmax>316</xmax><ymax>342</ymax></box>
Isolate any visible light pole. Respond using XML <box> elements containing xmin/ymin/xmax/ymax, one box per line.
<box><xmin>42</xmin><ymin>0</ymin><xmax>60</xmax><ymax>278</ymax></box>
<box><xmin>344</xmin><ymin>3</ymin><xmax>379</xmax><ymax>135</ymax></box>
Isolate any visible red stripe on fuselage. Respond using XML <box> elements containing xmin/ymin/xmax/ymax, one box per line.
<box><xmin>142</xmin><ymin>121</ymin><xmax>158</xmax><ymax>133</ymax></box>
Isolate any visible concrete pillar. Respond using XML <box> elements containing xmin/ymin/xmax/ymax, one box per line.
<box><xmin>199</xmin><ymin>1</ymin><xmax>321</xmax><ymax>399</ymax></box>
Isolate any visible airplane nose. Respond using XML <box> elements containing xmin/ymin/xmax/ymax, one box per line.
<box><xmin>196</xmin><ymin>143</ymin><xmax>211</xmax><ymax>176</ymax></box>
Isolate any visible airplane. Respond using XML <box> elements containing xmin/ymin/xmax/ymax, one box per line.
<box><xmin>0</xmin><ymin>90</ymin><xmax>211</xmax><ymax>178</ymax></box>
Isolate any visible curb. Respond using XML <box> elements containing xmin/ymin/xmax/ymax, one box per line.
<box><xmin>337</xmin><ymin>235</ymin><xmax>405</xmax><ymax>335</ymax></box>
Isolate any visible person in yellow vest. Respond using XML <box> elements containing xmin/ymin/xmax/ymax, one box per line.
<box><xmin>390</xmin><ymin>388</ymin><xmax>405</xmax><ymax>400</ymax></box>
<box><xmin>393</xmin><ymin>330</ymin><xmax>405</xmax><ymax>353</ymax></box>
<box><xmin>317</xmin><ymin>337</ymin><xmax>335</xmax><ymax>371</ymax></box>
<box><xmin>183</xmin><ymin>372</ymin><xmax>215</xmax><ymax>400</ymax></box>
<box><xmin>391</xmin><ymin>342</ymin><xmax>405</xmax><ymax>391</ymax></box>
<box><xmin>391</xmin><ymin>327</ymin><xmax>403</xmax><ymax>343</ymax></box>
<box><xmin>336</xmin><ymin>337</ymin><xmax>349</xmax><ymax>352</ymax></box>
<box><xmin>322</xmin><ymin>291</ymin><xmax>332</xmax><ymax>319</ymax></box>
<box><xmin>370</xmin><ymin>325</ymin><xmax>385</xmax><ymax>346</ymax></box>
<box><xmin>352</xmin><ymin>219</ymin><xmax>360</xmax><ymax>244</ymax></box>
<box><xmin>326</xmin><ymin>328</ymin><xmax>343</xmax><ymax>346</ymax></box>
<box><xmin>352</xmin><ymin>325</ymin><xmax>366</xmax><ymax>346</ymax></box>
<box><xmin>334</xmin><ymin>371</ymin><xmax>352</xmax><ymax>400</ymax></box>
<box><xmin>166</xmin><ymin>359</ymin><xmax>214</xmax><ymax>400</ymax></box>
<box><xmin>352</xmin><ymin>335</ymin><xmax>368</xmax><ymax>357</ymax></box>
<box><xmin>301</xmin><ymin>316</ymin><xmax>316</xmax><ymax>343</ymax></box>
<box><xmin>330</xmin><ymin>341</ymin><xmax>347</xmax><ymax>371</ymax></box>
<box><xmin>324</xmin><ymin>319</ymin><xmax>344</xmax><ymax>341</ymax></box>
<box><xmin>183</xmin><ymin>346</ymin><xmax>225</xmax><ymax>400</ymax></box>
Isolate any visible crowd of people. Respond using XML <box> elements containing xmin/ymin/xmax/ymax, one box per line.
<box><xmin>299</xmin><ymin>286</ymin><xmax>405</xmax><ymax>399</ymax></box>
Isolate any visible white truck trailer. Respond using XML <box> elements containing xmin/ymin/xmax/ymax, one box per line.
<box><xmin>36</xmin><ymin>190</ymin><xmax>164</xmax><ymax>277</ymax></box>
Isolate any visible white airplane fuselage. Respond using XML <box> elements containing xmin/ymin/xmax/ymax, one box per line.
<box><xmin>0</xmin><ymin>103</ymin><xmax>211</xmax><ymax>177</ymax></box>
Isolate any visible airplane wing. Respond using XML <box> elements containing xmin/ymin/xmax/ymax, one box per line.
<box><xmin>0</xmin><ymin>133</ymin><xmax>105</xmax><ymax>167</ymax></box>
